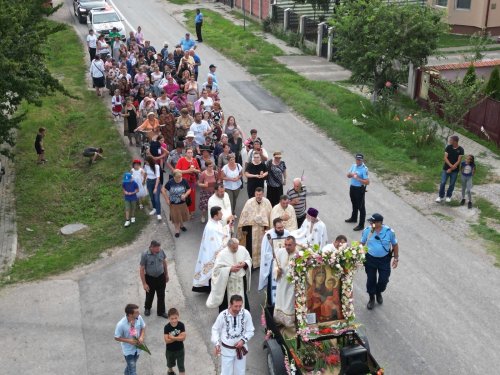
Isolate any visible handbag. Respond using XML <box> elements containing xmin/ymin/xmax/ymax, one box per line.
<box><xmin>185</xmin><ymin>195</ymin><xmax>192</xmax><ymax>206</ymax></box>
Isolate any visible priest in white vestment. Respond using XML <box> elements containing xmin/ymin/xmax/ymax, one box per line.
<box><xmin>270</xmin><ymin>194</ymin><xmax>298</xmax><ymax>231</ymax></box>
<box><xmin>208</xmin><ymin>184</ymin><xmax>234</xmax><ymax>225</ymax></box>
<box><xmin>273</xmin><ymin>235</ymin><xmax>298</xmax><ymax>327</ymax></box>
<box><xmin>192</xmin><ymin>206</ymin><xmax>231</xmax><ymax>293</ymax></box>
<box><xmin>258</xmin><ymin>218</ymin><xmax>290</xmax><ymax>309</ymax></box>
<box><xmin>291</xmin><ymin>207</ymin><xmax>328</xmax><ymax>249</ymax></box>
<box><xmin>207</xmin><ymin>238</ymin><xmax>252</xmax><ymax>312</ymax></box>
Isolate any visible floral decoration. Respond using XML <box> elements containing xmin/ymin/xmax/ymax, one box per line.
<box><xmin>287</xmin><ymin>241</ymin><xmax>366</xmax><ymax>340</ymax></box>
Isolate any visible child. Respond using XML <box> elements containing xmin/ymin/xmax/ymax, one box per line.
<box><xmin>111</xmin><ymin>89</ymin><xmax>124</xmax><ymax>121</ymax></box>
<box><xmin>460</xmin><ymin>155</ymin><xmax>476</xmax><ymax>209</ymax></box>
<box><xmin>35</xmin><ymin>127</ymin><xmax>46</xmax><ymax>164</ymax></box>
<box><xmin>131</xmin><ymin>159</ymin><xmax>147</xmax><ymax>210</ymax></box>
<box><xmin>164</xmin><ymin>308</ymin><xmax>186</xmax><ymax>375</ymax></box>
<box><xmin>122</xmin><ymin>172</ymin><xmax>139</xmax><ymax>227</ymax></box>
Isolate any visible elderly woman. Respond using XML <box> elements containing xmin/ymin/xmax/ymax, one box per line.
<box><xmin>175</xmin><ymin>147</ymin><xmax>200</xmax><ymax>215</ymax></box>
<box><xmin>184</xmin><ymin>74</ymin><xmax>199</xmax><ymax>105</ymax></box>
<box><xmin>161</xmin><ymin>170</ymin><xmax>191</xmax><ymax>237</ymax></box>
<box><xmin>175</xmin><ymin>108</ymin><xmax>193</xmax><ymax>142</ymax></box>
<box><xmin>151</xmin><ymin>65</ymin><xmax>164</xmax><ymax>97</ymax></box>
<box><xmin>196</xmin><ymin>89</ymin><xmax>213</xmax><ymax>112</ymax></box>
<box><xmin>134</xmin><ymin>67</ymin><xmax>148</xmax><ymax>86</ymax></box>
<box><xmin>228</xmin><ymin>129</ymin><xmax>243</xmax><ymax>165</ymax></box>
<box><xmin>158</xmin><ymin>106</ymin><xmax>176</xmax><ymax>150</ymax></box>
<box><xmin>197</xmin><ymin>159</ymin><xmax>217</xmax><ymax>223</ymax></box>
<box><xmin>135</xmin><ymin>111</ymin><xmax>160</xmax><ymax>142</ymax></box>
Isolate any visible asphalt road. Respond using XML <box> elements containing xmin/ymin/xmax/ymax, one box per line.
<box><xmin>1</xmin><ymin>1</ymin><xmax>499</xmax><ymax>374</ymax></box>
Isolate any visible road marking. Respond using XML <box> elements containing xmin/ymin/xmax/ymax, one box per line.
<box><xmin>107</xmin><ymin>0</ymin><xmax>135</xmax><ymax>34</ymax></box>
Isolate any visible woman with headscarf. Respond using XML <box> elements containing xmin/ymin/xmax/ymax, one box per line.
<box><xmin>175</xmin><ymin>147</ymin><xmax>200</xmax><ymax>216</ymax></box>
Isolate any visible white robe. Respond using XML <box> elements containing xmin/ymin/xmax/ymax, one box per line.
<box><xmin>258</xmin><ymin>228</ymin><xmax>290</xmax><ymax>306</ymax></box>
<box><xmin>206</xmin><ymin>246</ymin><xmax>252</xmax><ymax>309</ymax></box>
<box><xmin>208</xmin><ymin>192</ymin><xmax>233</xmax><ymax>224</ymax></box>
<box><xmin>270</xmin><ymin>204</ymin><xmax>298</xmax><ymax>231</ymax></box>
<box><xmin>192</xmin><ymin>218</ymin><xmax>231</xmax><ymax>290</ymax></box>
<box><xmin>273</xmin><ymin>247</ymin><xmax>296</xmax><ymax>327</ymax></box>
<box><xmin>291</xmin><ymin>217</ymin><xmax>328</xmax><ymax>249</ymax></box>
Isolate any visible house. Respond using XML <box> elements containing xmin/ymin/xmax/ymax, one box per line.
<box><xmin>429</xmin><ymin>0</ymin><xmax>500</xmax><ymax>35</ymax></box>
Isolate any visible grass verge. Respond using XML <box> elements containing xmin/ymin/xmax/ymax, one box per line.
<box><xmin>437</xmin><ymin>33</ymin><xmax>496</xmax><ymax>49</ymax></box>
<box><xmin>185</xmin><ymin>10</ymin><xmax>494</xmax><ymax>192</ymax></box>
<box><xmin>471</xmin><ymin>198</ymin><xmax>500</xmax><ymax>266</ymax></box>
<box><xmin>2</xmin><ymin>23</ymin><xmax>147</xmax><ymax>285</ymax></box>
<box><xmin>166</xmin><ymin>0</ymin><xmax>192</xmax><ymax>5</ymax></box>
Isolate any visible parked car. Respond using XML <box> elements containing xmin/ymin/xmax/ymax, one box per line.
<box><xmin>73</xmin><ymin>0</ymin><xmax>107</xmax><ymax>24</ymax></box>
<box><xmin>87</xmin><ymin>6</ymin><xmax>126</xmax><ymax>42</ymax></box>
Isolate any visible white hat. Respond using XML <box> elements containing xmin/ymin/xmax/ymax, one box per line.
<box><xmin>186</xmin><ymin>131</ymin><xmax>195</xmax><ymax>138</ymax></box>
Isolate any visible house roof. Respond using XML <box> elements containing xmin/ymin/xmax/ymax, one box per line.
<box><xmin>428</xmin><ymin>59</ymin><xmax>500</xmax><ymax>71</ymax></box>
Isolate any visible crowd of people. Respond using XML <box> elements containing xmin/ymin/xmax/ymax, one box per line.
<box><xmin>103</xmin><ymin>21</ymin><xmax>403</xmax><ymax>375</ymax></box>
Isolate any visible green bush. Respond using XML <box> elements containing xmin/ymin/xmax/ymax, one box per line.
<box><xmin>463</xmin><ymin>64</ymin><xmax>477</xmax><ymax>86</ymax></box>
<box><xmin>485</xmin><ymin>66</ymin><xmax>500</xmax><ymax>100</ymax></box>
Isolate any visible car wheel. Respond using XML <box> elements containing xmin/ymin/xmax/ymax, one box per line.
<box><xmin>78</xmin><ymin>14</ymin><xmax>85</xmax><ymax>24</ymax></box>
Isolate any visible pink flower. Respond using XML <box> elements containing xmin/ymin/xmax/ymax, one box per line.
<box><xmin>385</xmin><ymin>81</ymin><xmax>392</xmax><ymax>88</ymax></box>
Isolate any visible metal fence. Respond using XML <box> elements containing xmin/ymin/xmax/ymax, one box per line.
<box><xmin>303</xmin><ymin>16</ymin><xmax>319</xmax><ymax>43</ymax></box>
<box><xmin>464</xmin><ymin>97</ymin><xmax>500</xmax><ymax>146</ymax></box>
<box><xmin>288</xmin><ymin>10</ymin><xmax>300</xmax><ymax>33</ymax></box>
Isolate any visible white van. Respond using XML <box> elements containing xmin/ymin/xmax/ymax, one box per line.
<box><xmin>87</xmin><ymin>7</ymin><xmax>126</xmax><ymax>42</ymax></box>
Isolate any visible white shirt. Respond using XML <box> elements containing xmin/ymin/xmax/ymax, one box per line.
<box><xmin>222</xmin><ymin>164</ymin><xmax>242</xmax><ymax>190</ymax></box>
<box><xmin>208</xmin><ymin>192</ymin><xmax>232</xmax><ymax>223</ymax></box>
<box><xmin>211</xmin><ymin>309</ymin><xmax>254</xmax><ymax>351</ymax></box>
<box><xmin>87</xmin><ymin>34</ymin><xmax>97</xmax><ymax>49</ymax></box>
<box><xmin>144</xmin><ymin>164</ymin><xmax>160</xmax><ymax>180</ymax></box>
<box><xmin>89</xmin><ymin>59</ymin><xmax>105</xmax><ymax>78</ymax></box>
<box><xmin>190</xmin><ymin>120</ymin><xmax>211</xmax><ymax>146</ymax></box>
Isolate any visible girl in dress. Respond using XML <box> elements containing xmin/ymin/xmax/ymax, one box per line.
<box><xmin>111</xmin><ymin>89</ymin><xmax>124</xmax><ymax>121</ymax></box>
<box><xmin>131</xmin><ymin>159</ymin><xmax>147</xmax><ymax>209</ymax></box>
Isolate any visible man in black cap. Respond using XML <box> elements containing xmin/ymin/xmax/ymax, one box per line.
<box><xmin>139</xmin><ymin>240</ymin><xmax>170</xmax><ymax>317</ymax></box>
<box><xmin>345</xmin><ymin>153</ymin><xmax>369</xmax><ymax>231</ymax></box>
<box><xmin>360</xmin><ymin>213</ymin><xmax>399</xmax><ymax>310</ymax></box>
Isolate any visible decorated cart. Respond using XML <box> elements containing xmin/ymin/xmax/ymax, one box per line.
<box><xmin>262</xmin><ymin>242</ymin><xmax>383</xmax><ymax>375</ymax></box>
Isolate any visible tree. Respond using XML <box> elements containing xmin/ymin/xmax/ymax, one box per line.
<box><xmin>0</xmin><ymin>0</ymin><xmax>65</xmax><ymax>158</ymax></box>
<box><xmin>330</xmin><ymin>0</ymin><xmax>448</xmax><ymax>98</ymax></box>
<box><xmin>485</xmin><ymin>66</ymin><xmax>500</xmax><ymax>101</ymax></box>
<box><xmin>463</xmin><ymin>64</ymin><xmax>477</xmax><ymax>87</ymax></box>
<box><xmin>430</xmin><ymin>77</ymin><xmax>484</xmax><ymax>136</ymax></box>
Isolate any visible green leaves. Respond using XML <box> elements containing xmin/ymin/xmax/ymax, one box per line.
<box><xmin>330</xmin><ymin>0</ymin><xmax>448</xmax><ymax>90</ymax></box>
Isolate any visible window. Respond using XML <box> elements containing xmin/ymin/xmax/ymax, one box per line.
<box><xmin>456</xmin><ymin>0</ymin><xmax>471</xmax><ymax>9</ymax></box>
<box><xmin>436</xmin><ymin>0</ymin><xmax>448</xmax><ymax>6</ymax></box>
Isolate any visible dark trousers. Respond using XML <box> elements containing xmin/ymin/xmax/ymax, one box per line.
<box><xmin>266</xmin><ymin>185</ymin><xmax>283</xmax><ymax>207</ymax></box>
<box><xmin>144</xmin><ymin>273</ymin><xmax>166</xmax><ymax>315</ymax></box>
<box><xmin>349</xmin><ymin>185</ymin><xmax>366</xmax><ymax>225</ymax></box>
<box><xmin>89</xmin><ymin>47</ymin><xmax>96</xmax><ymax>62</ymax></box>
<box><xmin>297</xmin><ymin>214</ymin><xmax>306</xmax><ymax>229</ymax></box>
<box><xmin>195</xmin><ymin>22</ymin><xmax>203</xmax><ymax>42</ymax></box>
<box><xmin>364</xmin><ymin>254</ymin><xmax>391</xmax><ymax>295</ymax></box>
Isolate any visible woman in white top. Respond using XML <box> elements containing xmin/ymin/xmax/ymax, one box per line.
<box><xmin>220</xmin><ymin>154</ymin><xmax>243</xmax><ymax>215</ymax></box>
<box><xmin>199</xmin><ymin>89</ymin><xmax>213</xmax><ymax>112</ymax></box>
<box><xmin>144</xmin><ymin>156</ymin><xmax>162</xmax><ymax>221</ymax></box>
<box><xmin>155</xmin><ymin>91</ymin><xmax>170</xmax><ymax>112</ymax></box>
<box><xmin>86</xmin><ymin>29</ymin><xmax>97</xmax><ymax>61</ymax></box>
<box><xmin>96</xmin><ymin>34</ymin><xmax>110</xmax><ymax>59</ymax></box>
<box><xmin>151</xmin><ymin>65</ymin><xmax>164</xmax><ymax>97</ymax></box>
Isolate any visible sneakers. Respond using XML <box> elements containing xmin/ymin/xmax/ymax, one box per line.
<box><xmin>435</xmin><ymin>197</ymin><xmax>442</xmax><ymax>203</ymax></box>
<box><xmin>124</xmin><ymin>220</ymin><xmax>130</xmax><ymax>227</ymax></box>
<box><xmin>201</xmin><ymin>215</ymin><xmax>206</xmax><ymax>223</ymax></box>
<box><xmin>131</xmin><ymin>217</ymin><xmax>136</xmax><ymax>223</ymax></box>
<box><xmin>445</xmin><ymin>197</ymin><xmax>451</xmax><ymax>203</ymax></box>
<box><xmin>468</xmin><ymin>201</ymin><xmax>472</xmax><ymax>209</ymax></box>
<box><xmin>149</xmin><ymin>209</ymin><xmax>156</xmax><ymax>216</ymax></box>
<box><xmin>139</xmin><ymin>204</ymin><xmax>144</xmax><ymax>209</ymax></box>
<box><xmin>157</xmin><ymin>214</ymin><xmax>162</xmax><ymax>221</ymax></box>
<box><xmin>460</xmin><ymin>199</ymin><xmax>466</xmax><ymax>206</ymax></box>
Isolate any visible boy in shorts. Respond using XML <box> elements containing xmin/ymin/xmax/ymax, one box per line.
<box><xmin>164</xmin><ymin>308</ymin><xmax>186</xmax><ymax>375</ymax></box>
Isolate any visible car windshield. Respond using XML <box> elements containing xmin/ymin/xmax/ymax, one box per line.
<box><xmin>93</xmin><ymin>13</ymin><xmax>120</xmax><ymax>24</ymax></box>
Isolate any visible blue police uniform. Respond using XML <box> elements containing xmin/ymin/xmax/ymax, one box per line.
<box><xmin>347</xmin><ymin>162</ymin><xmax>369</xmax><ymax>227</ymax></box>
<box><xmin>195</xmin><ymin>11</ymin><xmax>203</xmax><ymax>42</ymax></box>
<box><xmin>361</xmin><ymin>225</ymin><xmax>397</xmax><ymax>296</ymax></box>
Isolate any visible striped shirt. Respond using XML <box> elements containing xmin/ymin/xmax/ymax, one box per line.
<box><xmin>286</xmin><ymin>185</ymin><xmax>307</xmax><ymax>218</ymax></box>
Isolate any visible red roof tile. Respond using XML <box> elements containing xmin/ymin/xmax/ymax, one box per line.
<box><xmin>428</xmin><ymin>59</ymin><xmax>500</xmax><ymax>71</ymax></box>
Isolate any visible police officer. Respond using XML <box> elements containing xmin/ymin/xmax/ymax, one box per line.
<box><xmin>139</xmin><ymin>240</ymin><xmax>170</xmax><ymax>318</ymax></box>
<box><xmin>345</xmin><ymin>153</ymin><xmax>369</xmax><ymax>231</ymax></box>
<box><xmin>360</xmin><ymin>213</ymin><xmax>399</xmax><ymax>310</ymax></box>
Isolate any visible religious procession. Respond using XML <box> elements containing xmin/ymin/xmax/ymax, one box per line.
<box><xmin>105</xmin><ymin>13</ymin><xmax>400</xmax><ymax>375</ymax></box>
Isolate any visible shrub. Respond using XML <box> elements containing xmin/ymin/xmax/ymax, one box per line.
<box><xmin>485</xmin><ymin>66</ymin><xmax>500</xmax><ymax>100</ymax></box>
<box><xmin>463</xmin><ymin>64</ymin><xmax>477</xmax><ymax>86</ymax></box>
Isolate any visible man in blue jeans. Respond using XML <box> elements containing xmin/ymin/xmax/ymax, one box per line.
<box><xmin>114</xmin><ymin>303</ymin><xmax>146</xmax><ymax>375</ymax></box>
<box><xmin>436</xmin><ymin>135</ymin><xmax>464</xmax><ymax>203</ymax></box>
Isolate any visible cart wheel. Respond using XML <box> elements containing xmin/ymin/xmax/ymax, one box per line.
<box><xmin>264</xmin><ymin>338</ymin><xmax>287</xmax><ymax>375</ymax></box>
